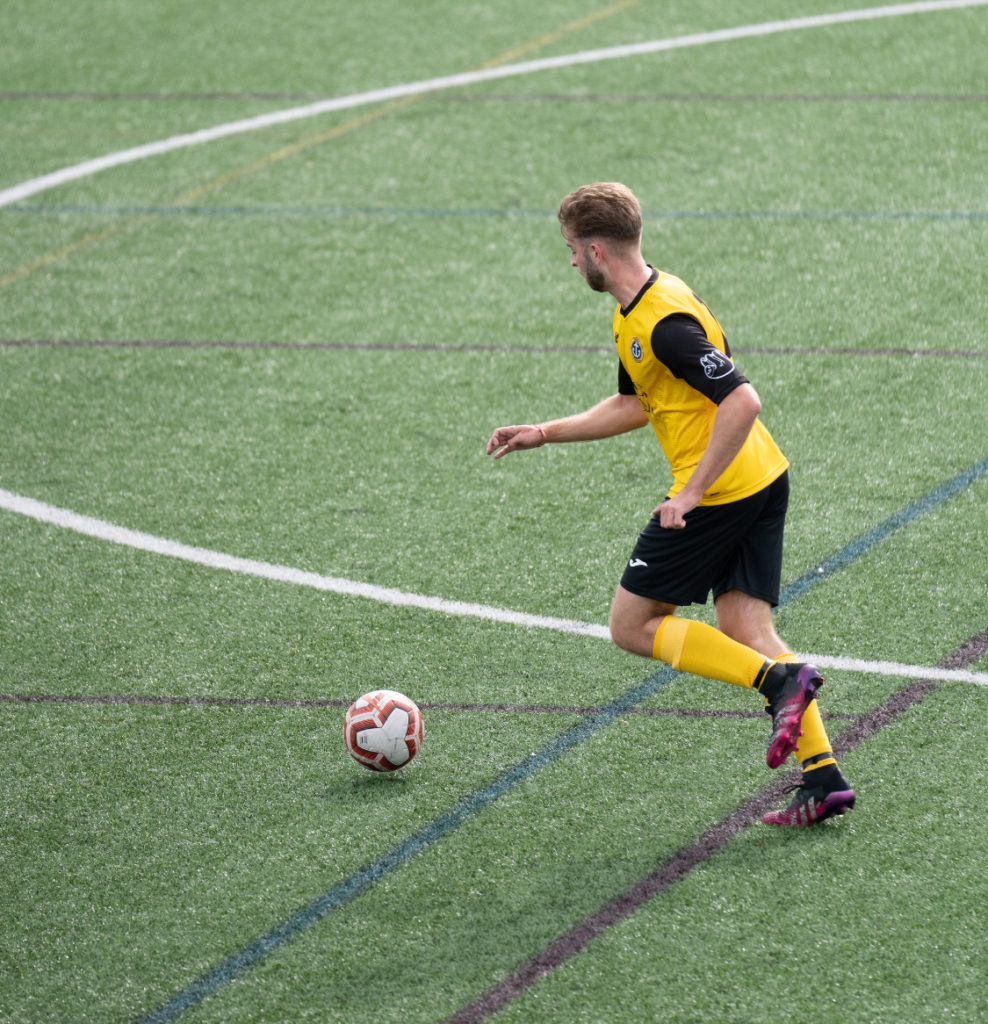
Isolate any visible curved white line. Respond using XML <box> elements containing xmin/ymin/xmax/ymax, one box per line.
<box><xmin>1</xmin><ymin>0</ymin><xmax>985</xmax><ymax>209</ymax></box>
<box><xmin>3</xmin><ymin>487</ymin><xmax>987</xmax><ymax>686</ymax></box>
<box><xmin>0</xmin><ymin>488</ymin><xmax>611</xmax><ymax>641</ymax></box>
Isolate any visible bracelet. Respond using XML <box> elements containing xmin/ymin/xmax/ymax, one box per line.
<box><xmin>534</xmin><ymin>424</ymin><xmax>547</xmax><ymax>446</ymax></box>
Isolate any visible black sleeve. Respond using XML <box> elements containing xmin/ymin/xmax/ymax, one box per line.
<box><xmin>618</xmin><ymin>359</ymin><xmax>636</xmax><ymax>395</ymax></box>
<box><xmin>650</xmin><ymin>313</ymin><xmax>748</xmax><ymax>404</ymax></box>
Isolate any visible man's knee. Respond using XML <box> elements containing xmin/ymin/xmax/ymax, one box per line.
<box><xmin>607</xmin><ymin>602</ymin><xmax>633</xmax><ymax>651</ymax></box>
<box><xmin>715</xmin><ymin>590</ymin><xmax>783</xmax><ymax>656</ymax></box>
<box><xmin>608</xmin><ymin>616</ymin><xmax>641</xmax><ymax>655</ymax></box>
<box><xmin>609</xmin><ymin>587</ymin><xmax>675</xmax><ymax>659</ymax></box>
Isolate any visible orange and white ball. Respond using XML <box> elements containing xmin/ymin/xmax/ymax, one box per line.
<box><xmin>343</xmin><ymin>690</ymin><xmax>424</xmax><ymax>772</ymax></box>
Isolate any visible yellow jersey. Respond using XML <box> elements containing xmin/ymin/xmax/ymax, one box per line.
<box><xmin>614</xmin><ymin>268</ymin><xmax>789</xmax><ymax>505</ymax></box>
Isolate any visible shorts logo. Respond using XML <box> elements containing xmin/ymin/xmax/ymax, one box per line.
<box><xmin>630</xmin><ymin>338</ymin><xmax>643</xmax><ymax>362</ymax></box>
<box><xmin>628</xmin><ymin>557</ymin><xmax>648</xmax><ymax>568</ymax></box>
<box><xmin>700</xmin><ymin>350</ymin><xmax>733</xmax><ymax>379</ymax></box>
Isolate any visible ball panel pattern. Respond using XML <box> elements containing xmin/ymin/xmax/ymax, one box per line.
<box><xmin>344</xmin><ymin>690</ymin><xmax>423</xmax><ymax>771</ymax></box>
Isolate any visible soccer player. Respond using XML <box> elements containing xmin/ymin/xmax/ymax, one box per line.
<box><xmin>486</xmin><ymin>182</ymin><xmax>854</xmax><ymax>826</ymax></box>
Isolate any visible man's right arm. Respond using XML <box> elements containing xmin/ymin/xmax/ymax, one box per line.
<box><xmin>486</xmin><ymin>393</ymin><xmax>647</xmax><ymax>459</ymax></box>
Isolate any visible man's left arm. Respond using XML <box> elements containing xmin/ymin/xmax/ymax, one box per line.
<box><xmin>654</xmin><ymin>383</ymin><xmax>762</xmax><ymax>528</ymax></box>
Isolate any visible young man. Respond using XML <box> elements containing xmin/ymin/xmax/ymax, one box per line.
<box><xmin>486</xmin><ymin>182</ymin><xmax>854</xmax><ymax>826</ymax></box>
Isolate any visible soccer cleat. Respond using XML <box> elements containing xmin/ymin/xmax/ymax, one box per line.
<box><xmin>760</xmin><ymin>662</ymin><xmax>824</xmax><ymax>769</ymax></box>
<box><xmin>762</xmin><ymin>774</ymin><xmax>856</xmax><ymax>826</ymax></box>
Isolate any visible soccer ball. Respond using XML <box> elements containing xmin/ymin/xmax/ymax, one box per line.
<box><xmin>344</xmin><ymin>689</ymin><xmax>424</xmax><ymax>772</ymax></box>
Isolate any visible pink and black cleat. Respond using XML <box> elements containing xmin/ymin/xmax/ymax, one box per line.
<box><xmin>763</xmin><ymin>773</ymin><xmax>856</xmax><ymax>826</ymax></box>
<box><xmin>761</xmin><ymin>663</ymin><xmax>824</xmax><ymax>769</ymax></box>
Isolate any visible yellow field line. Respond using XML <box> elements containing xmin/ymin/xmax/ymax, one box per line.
<box><xmin>479</xmin><ymin>0</ymin><xmax>640</xmax><ymax>67</ymax></box>
<box><xmin>141</xmin><ymin>0</ymin><xmax>643</xmax><ymax>207</ymax></box>
<box><xmin>2</xmin><ymin>0</ymin><xmax>641</xmax><ymax>288</ymax></box>
<box><xmin>167</xmin><ymin>0</ymin><xmax>642</xmax><ymax>205</ymax></box>
<box><xmin>171</xmin><ymin>94</ymin><xmax>423</xmax><ymax>205</ymax></box>
<box><xmin>0</xmin><ymin>220</ymin><xmax>146</xmax><ymax>289</ymax></box>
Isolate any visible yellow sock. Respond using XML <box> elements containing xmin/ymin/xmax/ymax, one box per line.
<box><xmin>653</xmin><ymin>616</ymin><xmax>768</xmax><ymax>689</ymax></box>
<box><xmin>770</xmin><ymin>652</ymin><xmax>837</xmax><ymax>772</ymax></box>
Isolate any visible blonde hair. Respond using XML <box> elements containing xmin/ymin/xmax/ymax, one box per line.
<box><xmin>558</xmin><ymin>182</ymin><xmax>642</xmax><ymax>244</ymax></box>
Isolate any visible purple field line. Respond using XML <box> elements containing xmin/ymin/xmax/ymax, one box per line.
<box><xmin>0</xmin><ymin>691</ymin><xmax>859</xmax><ymax>720</ymax></box>
<box><xmin>1</xmin><ymin>337</ymin><xmax>984</xmax><ymax>359</ymax></box>
<box><xmin>441</xmin><ymin>627</ymin><xmax>988</xmax><ymax>1024</ymax></box>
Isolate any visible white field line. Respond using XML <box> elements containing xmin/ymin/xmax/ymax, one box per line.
<box><xmin>1</xmin><ymin>0</ymin><xmax>986</xmax><ymax>208</ymax></box>
<box><xmin>0</xmin><ymin>489</ymin><xmax>611</xmax><ymax>641</ymax></box>
<box><xmin>3</xmin><ymin>487</ymin><xmax>986</xmax><ymax>687</ymax></box>
<box><xmin>797</xmin><ymin>655</ymin><xmax>988</xmax><ymax>686</ymax></box>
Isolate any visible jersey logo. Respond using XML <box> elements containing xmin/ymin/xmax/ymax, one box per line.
<box><xmin>630</xmin><ymin>338</ymin><xmax>643</xmax><ymax>362</ymax></box>
<box><xmin>700</xmin><ymin>350</ymin><xmax>733</xmax><ymax>379</ymax></box>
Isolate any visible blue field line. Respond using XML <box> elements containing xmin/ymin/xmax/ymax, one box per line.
<box><xmin>5</xmin><ymin>202</ymin><xmax>988</xmax><ymax>222</ymax></box>
<box><xmin>134</xmin><ymin>454</ymin><xmax>988</xmax><ymax>1024</ymax></box>
<box><xmin>782</xmin><ymin>456</ymin><xmax>988</xmax><ymax>604</ymax></box>
<box><xmin>136</xmin><ymin>667</ymin><xmax>677</xmax><ymax>1024</ymax></box>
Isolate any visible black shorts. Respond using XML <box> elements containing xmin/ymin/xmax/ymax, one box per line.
<box><xmin>620</xmin><ymin>471</ymin><xmax>789</xmax><ymax>608</ymax></box>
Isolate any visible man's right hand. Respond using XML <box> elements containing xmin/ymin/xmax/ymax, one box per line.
<box><xmin>485</xmin><ymin>424</ymin><xmax>546</xmax><ymax>459</ymax></box>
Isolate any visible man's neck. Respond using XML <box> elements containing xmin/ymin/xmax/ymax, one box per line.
<box><xmin>608</xmin><ymin>257</ymin><xmax>653</xmax><ymax>310</ymax></box>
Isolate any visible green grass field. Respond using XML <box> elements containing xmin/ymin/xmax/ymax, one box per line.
<box><xmin>2</xmin><ymin>2</ymin><xmax>987</xmax><ymax>1021</ymax></box>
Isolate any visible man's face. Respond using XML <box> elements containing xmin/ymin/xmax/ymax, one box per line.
<box><xmin>565</xmin><ymin>234</ymin><xmax>607</xmax><ymax>293</ymax></box>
